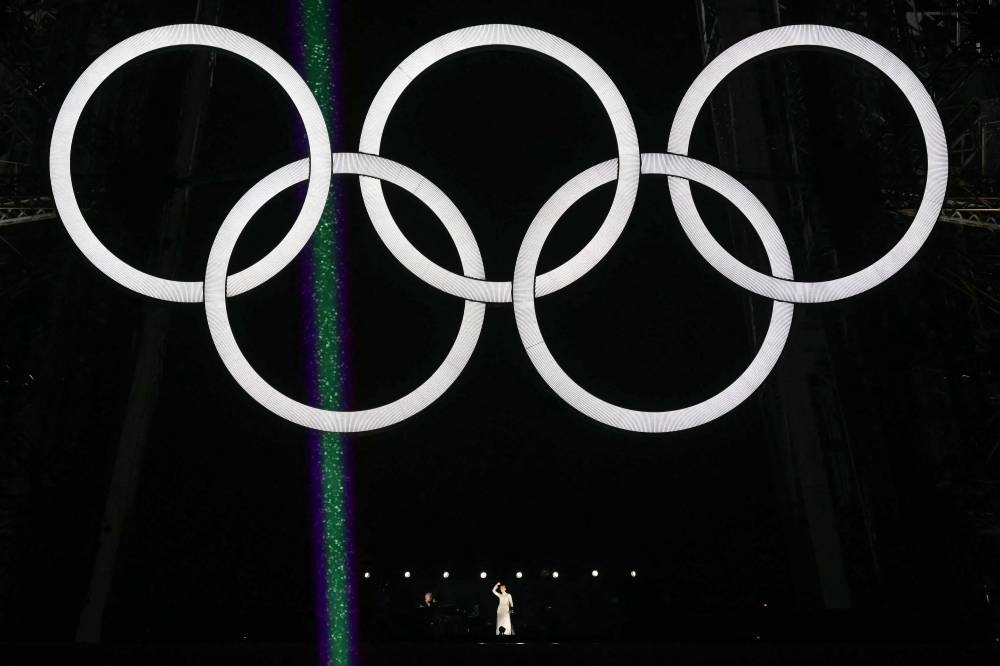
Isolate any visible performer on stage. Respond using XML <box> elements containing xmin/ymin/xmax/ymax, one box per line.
<box><xmin>492</xmin><ymin>581</ymin><xmax>514</xmax><ymax>636</ymax></box>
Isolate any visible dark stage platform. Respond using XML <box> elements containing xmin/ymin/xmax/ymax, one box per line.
<box><xmin>3</xmin><ymin>641</ymin><xmax>999</xmax><ymax>665</ymax></box>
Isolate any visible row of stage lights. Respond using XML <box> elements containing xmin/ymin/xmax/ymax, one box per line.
<box><xmin>362</xmin><ymin>570</ymin><xmax>638</xmax><ymax>580</ymax></box>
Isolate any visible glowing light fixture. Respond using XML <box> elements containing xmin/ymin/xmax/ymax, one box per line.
<box><xmin>512</xmin><ymin>154</ymin><xmax>793</xmax><ymax>432</ymax></box>
<box><xmin>667</xmin><ymin>25</ymin><xmax>947</xmax><ymax>303</ymax></box>
<box><xmin>52</xmin><ymin>24</ymin><xmax>946</xmax><ymax>436</ymax></box>
<box><xmin>203</xmin><ymin>155</ymin><xmax>485</xmax><ymax>433</ymax></box>
<box><xmin>358</xmin><ymin>24</ymin><xmax>640</xmax><ymax>304</ymax></box>
<box><xmin>49</xmin><ymin>25</ymin><xmax>332</xmax><ymax>302</ymax></box>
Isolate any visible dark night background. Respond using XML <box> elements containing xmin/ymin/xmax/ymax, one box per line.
<box><xmin>2</xmin><ymin>0</ymin><xmax>1000</xmax><ymax>663</ymax></box>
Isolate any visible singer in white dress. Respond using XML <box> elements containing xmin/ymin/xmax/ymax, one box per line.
<box><xmin>492</xmin><ymin>581</ymin><xmax>514</xmax><ymax>635</ymax></box>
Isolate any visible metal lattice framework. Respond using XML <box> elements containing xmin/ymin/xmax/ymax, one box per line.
<box><xmin>892</xmin><ymin>191</ymin><xmax>1000</xmax><ymax>231</ymax></box>
<box><xmin>0</xmin><ymin>195</ymin><xmax>55</xmax><ymax>228</ymax></box>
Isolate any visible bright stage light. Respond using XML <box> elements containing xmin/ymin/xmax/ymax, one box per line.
<box><xmin>480</xmin><ymin>571</ymin><xmax>487</xmax><ymax>579</ymax></box>
<box><xmin>404</xmin><ymin>571</ymin><xmax>411</xmax><ymax>579</ymax></box>
<box><xmin>591</xmin><ymin>569</ymin><xmax>599</xmax><ymax>577</ymax></box>
<box><xmin>515</xmin><ymin>571</ymin><xmax>523</xmax><ymax>579</ymax></box>
<box><xmin>552</xmin><ymin>571</ymin><xmax>559</xmax><ymax>579</ymax></box>
<box><xmin>363</xmin><ymin>572</ymin><xmax>370</xmax><ymax>579</ymax></box>
<box><xmin>442</xmin><ymin>571</ymin><xmax>449</xmax><ymax>579</ymax></box>
<box><xmin>630</xmin><ymin>570</ymin><xmax>637</xmax><ymax>578</ymax></box>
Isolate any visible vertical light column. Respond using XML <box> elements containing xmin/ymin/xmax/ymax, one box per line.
<box><xmin>292</xmin><ymin>2</ymin><xmax>354</xmax><ymax>664</ymax></box>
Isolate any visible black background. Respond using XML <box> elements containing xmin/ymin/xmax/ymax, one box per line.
<box><xmin>2</xmin><ymin>0</ymin><xmax>999</xmax><ymax>648</ymax></box>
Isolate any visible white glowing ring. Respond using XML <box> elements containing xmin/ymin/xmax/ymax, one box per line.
<box><xmin>359</xmin><ymin>24</ymin><xmax>640</xmax><ymax>304</ymax></box>
<box><xmin>49</xmin><ymin>24</ymin><xmax>332</xmax><ymax>302</ymax></box>
<box><xmin>204</xmin><ymin>153</ymin><xmax>485</xmax><ymax>432</ymax></box>
<box><xmin>513</xmin><ymin>153</ymin><xmax>794</xmax><ymax>433</ymax></box>
<box><xmin>668</xmin><ymin>25</ymin><xmax>947</xmax><ymax>304</ymax></box>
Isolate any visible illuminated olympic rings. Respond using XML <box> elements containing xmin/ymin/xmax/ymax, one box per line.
<box><xmin>49</xmin><ymin>23</ymin><xmax>947</xmax><ymax>433</ymax></box>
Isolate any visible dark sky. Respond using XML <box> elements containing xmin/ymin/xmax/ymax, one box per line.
<box><xmin>4</xmin><ymin>0</ymin><xmax>996</xmax><ymax>644</ymax></box>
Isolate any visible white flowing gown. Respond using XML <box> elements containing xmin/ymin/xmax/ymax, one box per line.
<box><xmin>492</xmin><ymin>584</ymin><xmax>514</xmax><ymax>635</ymax></box>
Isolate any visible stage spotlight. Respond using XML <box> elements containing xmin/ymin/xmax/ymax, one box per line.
<box><xmin>630</xmin><ymin>570</ymin><xmax>637</xmax><ymax>578</ymax></box>
<box><xmin>363</xmin><ymin>572</ymin><xmax>370</xmax><ymax>579</ymax></box>
<box><xmin>552</xmin><ymin>571</ymin><xmax>559</xmax><ymax>579</ymax></box>
<box><xmin>442</xmin><ymin>571</ymin><xmax>450</xmax><ymax>579</ymax></box>
<box><xmin>591</xmin><ymin>569</ymin><xmax>599</xmax><ymax>577</ymax></box>
<box><xmin>480</xmin><ymin>571</ymin><xmax>487</xmax><ymax>579</ymax></box>
<box><xmin>404</xmin><ymin>571</ymin><xmax>411</xmax><ymax>578</ymax></box>
<box><xmin>515</xmin><ymin>571</ymin><xmax>523</xmax><ymax>579</ymax></box>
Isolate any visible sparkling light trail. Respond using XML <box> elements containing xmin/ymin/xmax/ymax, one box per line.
<box><xmin>292</xmin><ymin>1</ymin><xmax>354</xmax><ymax>664</ymax></box>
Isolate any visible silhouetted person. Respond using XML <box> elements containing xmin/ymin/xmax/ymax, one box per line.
<box><xmin>417</xmin><ymin>591</ymin><xmax>440</xmax><ymax>637</ymax></box>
